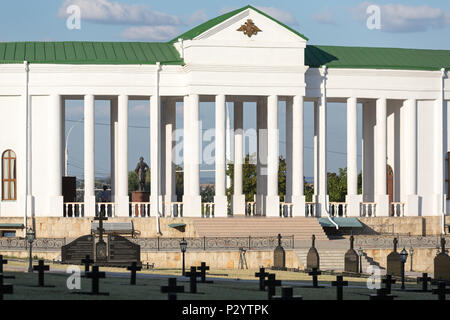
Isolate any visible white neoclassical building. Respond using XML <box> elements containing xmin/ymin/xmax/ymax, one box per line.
<box><xmin>0</xmin><ymin>6</ymin><xmax>449</xmax><ymax>227</ymax></box>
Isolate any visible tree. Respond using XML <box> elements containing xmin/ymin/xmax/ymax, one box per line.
<box><xmin>200</xmin><ymin>185</ymin><xmax>214</xmax><ymax>203</ymax></box>
<box><xmin>226</xmin><ymin>154</ymin><xmax>287</xmax><ymax>202</ymax></box>
<box><xmin>327</xmin><ymin>167</ymin><xmax>347</xmax><ymax>202</ymax></box>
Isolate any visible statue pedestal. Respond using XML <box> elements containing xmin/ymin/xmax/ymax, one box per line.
<box><xmin>131</xmin><ymin>191</ymin><xmax>150</xmax><ymax>217</ymax></box>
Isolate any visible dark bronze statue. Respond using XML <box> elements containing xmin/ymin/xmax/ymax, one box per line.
<box><xmin>135</xmin><ymin>157</ymin><xmax>149</xmax><ymax>191</ymax></box>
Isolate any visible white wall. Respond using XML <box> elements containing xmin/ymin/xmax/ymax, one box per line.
<box><xmin>0</xmin><ymin>95</ymin><xmax>25</xmax><ymax>217</ymax></box>
<box><xmin>30</xmin><ymin>95</ymin><xmax>50</xmax><ymax>215</ymax></box>
<box><xmin>417</xmin><ymin>100</ymin><xmax>436</xmax><ymax>215</ymax></box>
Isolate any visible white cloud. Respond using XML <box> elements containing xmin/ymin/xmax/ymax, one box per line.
<box><xmin>312</xmin><ymin>7</ymin><xmax>338</xmax><ymax>26</ymax></box>
<box><xmin>121</xmin><ymin>25</ymin><xmax>179</xmax><ymax>41</ymax></box>
<box><xmin>255</xmin><ymin>7</ymin><xmax>298</xmax><ymax>25</ymax></box>
<box><xmin>219</xmin><ymin>6</ymin><xmax>298</xmax><ymax>25</ymax></box>
<box><xmin>58</xmin><ymin>0</ymin><xmax>180</xmax><ymax>26</ymax></box>
<box><xmin>349</xmin><ymin>2</ymin><xmax>450</xmax><ymax>32</ymax></box>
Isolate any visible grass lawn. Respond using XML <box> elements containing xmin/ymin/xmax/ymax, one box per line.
<box><xmin>1</xmin><ymin>260</ymin><xmax>440</xmax><ymax>300</ymax></box>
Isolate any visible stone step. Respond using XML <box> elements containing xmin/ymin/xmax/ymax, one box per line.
<box><xmin>193</xmin><ymin>217</ymin><xmax>329</xmax><ymax>240</ymax></box>
<box><xmin>295</xmin><ymin>249</ymin><xmax>379</xmax><ymax>271</ymax></box>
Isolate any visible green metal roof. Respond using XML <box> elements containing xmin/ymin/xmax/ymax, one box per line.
<box><xmin>0</xmin><ymin>41</ymin><xmax>183</xmax><ymax>65</ymax></box>
<box><xmin>318</xmin><ymin>217</ymin><xmax>363</xmax><ymax>228</ymax></box>
<box><xmin>306</xmin><ymin>45</ymin><xmax>450</xmax><ymax>71</ymax></box>
<box><xmin>171</xmin><ymin>5</ymin><xmax>308</xmax><ymax>42</ymax></box>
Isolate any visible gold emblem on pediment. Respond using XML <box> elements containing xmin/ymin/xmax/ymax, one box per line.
<box><xmin>237</xmin><ymin>19</ymin><xmax>262</xmax><ymax>38</ymax></box>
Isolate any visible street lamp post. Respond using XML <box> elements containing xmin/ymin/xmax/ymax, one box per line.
<box><xmin>180</xmin><ymin>238</ymin><xmax>187</xmax><ymax>276</ymax></box>
<box><xmin>409</xmin><ymin>247</ymin><xmax>414</xmax><ymax>272</ymax></box>
<box><xmin>26</xmin><ymin>228</ymin><xmax>35</xmax><ymax>273</ymax></box>
<box><xmin>357</xmin><ymin>247</ymin><xmax>363</xmax><ymax>274</ymax></box>
<box><xmin>400</xmin><ymin>247</ymin><xmax>409</xmax><ymax>290</ymax></box>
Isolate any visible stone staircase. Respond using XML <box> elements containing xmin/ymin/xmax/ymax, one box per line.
<box><xmin>192</xmin><ymin>217</ymin><xmax>329</xmax><ymax>240</ymax></box>
<box><xmin>294</xmin><ymin>248</ymin><xmax>383</xmax><ymax>272</ymax></box>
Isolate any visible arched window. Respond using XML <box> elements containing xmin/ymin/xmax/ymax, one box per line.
<box><xmin>2</xmin><ymin>150</ymin><xmax>16</xmax><ymax>201</ymax></box>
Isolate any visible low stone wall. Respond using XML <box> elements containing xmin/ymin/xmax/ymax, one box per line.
<box><xmin>364</xmin><ymin>248</ymin><xmax>436</xmax><ymax>273</ymax></box>
<box><xmin>358</xmin><ymin>216</ymin><xmax>443</xmax><ymax>236</ymax></box>
<box><xmin>0</xmin><ymin>249</ymin><xmax>302</xmax><ymax>270</ymax></box>
<box><xmin>0</xmin><ymin>217</ymin><xmax>198</xmax><ymax>239</ymax></box>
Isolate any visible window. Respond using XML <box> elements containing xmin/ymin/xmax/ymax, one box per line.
<box><xmin>2</xmin><ymin>150</ymin><xmax>16</xmax><ymax>201</ymax></box>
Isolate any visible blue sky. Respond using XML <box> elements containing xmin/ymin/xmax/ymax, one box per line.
<box><xmin>2</xmin><ymin>1</ymin><xmax>449</xmax><ymax>182</ymax></box>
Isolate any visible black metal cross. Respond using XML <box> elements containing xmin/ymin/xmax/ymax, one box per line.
<box><xmin>196</xmin><ymin>262</ymin><xmax>210</xmax><ymax>283</ymax></box>
<box><xmin>277</xmin><ymin>234</ymin><xmax>282</xmax><ymax>246</ymax></box>
<box><xmin>0</xmin><ymin>255</ymin><xmax>7</xmax><ymax>273</ymax></box>
<box><xmin>185</xmin><ymin>266</ymin><xmax>202</xmax><ymax>293</ymax></box>
<box><xmin>332</xmin><ymin>275</ymin><xmax>348</xmax><ymax>301</ymax></box>
<box><xmin>441</xmin><ymin>236</ymin><xmax>446</xmax><ymax>253</ymax></box>
<box><xmin>393</xmin><ymin>237</ymin><xmax>398</xmax><ymax>252</ymax></box>
<box><xmin>382</xmin><ymin>274</ymin><xmax>396</xmax><ymax>294</ymax></box>
<box><xmin>255</xmin><ymin>267</ymin><xmax>269</xmax><ymax>291</ymax></box>
<box><xmin>432</xmin><ymin>281</ymin><xmax>450</xmax><ymax>301</ymax></box>
<box><xmin>308</xmin><ymin>268</ymin><xmax>322</xmax><ymax>288</ymax></box>
<box><xmin>369</xmin><ymin>288</ymin><xmax>395</xmax><ymax>301</ymax></box>
<box><xmin>311</xmin><ymin>234</ymin><xmax>316</xmax><ymax>248</ymax></box>
<box><xmin>81</xmin><ymin>255</ymin><xmax>94</xmax><ymax>274</ymax></box>
<box><xmin>417</xmin><ymin>273</ymin><xmax>432</xmax><ymax>292</ymax></box>
<box><xmin>127</xmin><ymin>262</ymin><xmax>142</xmax><ymax>285</ymax></box>
<box><xmin>161</xmin><ymin>278</ymin><xmax>184</xmax><ymax>300</ymax></box>
<box><xmin>263</xmin><ymin>274</ymin><xmax>282</xmax><ymax>300</ymax></box>
<box><xmin>94</xmin><ymin>212</ymin><xmax>108</xmax><ymax>242</ymax></box>
<box><xmin>86</xmin><ymin>265</ymin><xmax>106</xmax><ymax>295</ymax></box>
<box><xmin>272</xmin><ymin>286</ymin><xmax>303</xmax><ymax>301</ymax></box>
<box><xmin>0</xmin><ymin>274</ymin><xmax>13</xmax><ymax>300</ymax></box>
<box><xmin>349</xmin><ymin>235</ymin><xmax>355</xmax><ymax>250</ymax></box>
<box><xmin>32</xmin><ymin>260</ymin><xmax>50</xmax><ymax>287</ymax></box>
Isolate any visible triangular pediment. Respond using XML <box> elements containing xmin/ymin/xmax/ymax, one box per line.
<box><xmin>172</xmin><ymin>5</ymin><xmax>307</xmax><ymax>44</ymax></box>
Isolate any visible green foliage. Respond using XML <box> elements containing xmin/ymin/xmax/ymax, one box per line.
<box><xmin>327</xmin><ymin>167</ymin><xmax>347</xmax><ymax>202</ymax></box>
<box><xmin>200</xmin><ymin>185</ymin><xmax>215</xmax><ymax>203</ymax></box>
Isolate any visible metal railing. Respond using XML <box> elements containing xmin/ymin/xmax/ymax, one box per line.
<box><xmin>132</xmin><ymin>235</ymin><xmax>295</xmax><ymax>251</ymax></box>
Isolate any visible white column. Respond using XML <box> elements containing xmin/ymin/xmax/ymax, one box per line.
<box><xmin>214</xmin><ymin>95</ymin><xmax>228</xmax><ymax>216</ymax></box>
<box><xmin>116</xmin><ymin>94</ymin><xmax>129</xmax><ymax>216</ymax></box>
<box><xmin>434</xmin><ymin>69</ymin><xmax>446</xmax><ymax>217</ymax></box>
<box><xmin>256</xmin><ymin>98</ymin><xmax>267</xmax><ymax>215</ymax></box>
<box><xmin>84</xmin><ymin>94</ymin><xmax>96</xmax><ymax>216</ymax></box>
<box><xmin>376</xmin><ymin>98</ymin><xmax>390</xmax><ymax>216</ymax></box>
<box><xmin>318</xmin><ymin>68</ymin><xmax>329</xmax><ymax>217</ymax></box>
<box><xmin>183</xmin><ymin>94</ymin><xmax>201</xmax><ymax>216</ymax></box>
<box><xmin>285</xmin><ymin>98</ymin><xmax>293</xmax><ymax>203</ymax></box>
<box><xmin>150</xmin><ymin>94</ymin><xmax>162</xmax><ymax>216</ymax></box>
<box><xmin>346</xmin><ymin>97</ymin><xmax>362</xmax><ymax>216</ymax></box>
<box><xmin>110</xmin><ymin>99</ymin><xmax>118</xmax><ymax>202</ymax></box>
<box><xmin>313</xmin><ymin>100</ymin><xmax>319</xmax><ymax>200</ymax></box>
<box><xmin>291</xmin><ymin>95</ymin><xmax>306</xmax><ymax>216</ymax></box>
<box><xmin>232</xmin><ymin>100</ymin><xmax>246</xmax><ymax>215</ymax></box>
<box><xmin>404</xmin><ymin>99</ymin><xmax>419</xmax><ymax>216</ymax></box>
<box><xmin>183</xmin><ymin>95</ymin><xmax>190</xmax><ymax>200</ymax></box>
<box><xmin>48</xmin><ymin>94</ymin><xmax>64</xmax><ymax>216</ymax></box>
<box><xmin>266</xmin><ymin>95</ymin><xmax>280</xmax><ymax>216</ymax></box>
<box><xmin>164</xmin><ymin>99</ymin><xmax>176</xmax><ymax>205</ymax></box>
